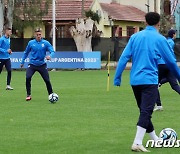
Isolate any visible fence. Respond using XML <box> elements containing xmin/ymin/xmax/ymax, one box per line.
<box><xmin>11</xmin><ymin>38</ymin><xmax>180</xmax><ymax>62</ymax></box>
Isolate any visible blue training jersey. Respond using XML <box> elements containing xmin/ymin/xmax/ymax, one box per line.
<box><xmin>114</xmin><ymin>26</ymin><xmax>180</xmax><ymax>86</ymax></box>
<box><xmin>167</xmin><ymin>37</ymin><xmax>176</xmax><ymax>59</ymax></box>
<box><xmin>158</xmin><ymin>37</ymin><xmax>176</xmax><ymax>64</ymax></box>
<box><xmin>167</xmin><ymin>37</ymin><xmax>175</xmax><ymax>49</ymax></box>
<box><xmin>21</xmin><ymin>39</ymin><xmax>55</xmax><ymax>66</ymax></box>
<box><xmin>0</xmin><ymin>35</ymin><xmax>11</xmax><ymax>59</ymax></box>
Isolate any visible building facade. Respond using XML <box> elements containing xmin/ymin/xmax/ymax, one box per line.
<box><xmin>91</xmin><ymin>0</ymin><xmax>145</xmax><ymax>38</ymax></box>
<box><xmin>21</xmin><ymin>0</ymin><xmax>150</xmax><ymax>38</ymax></box>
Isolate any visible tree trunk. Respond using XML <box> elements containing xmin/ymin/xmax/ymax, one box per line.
<box><xmin>84</xmin><ymin>18</ymin><xmax>94</xmax><ymax>51</ymax></box>
<box><xmin>6</xmin><ymin>0</ymin><xmax>14</xmax><ymax>29</ymax></box>
<box><xmin>159</xmin><ymin>0</ymin><xmax>172</xmax><ymax>36</ymax></box>
<box><xmin>70</xmin><ymin>18</ymin><xmax>94</xmax><ymax>52</ymax></box>
<box><xmin>0</xmin><ymin>0</ymin><xmax>4</xmax><ymax>36</ymax></box>
<box><xmin>0</xmin><ymin>0</ymin><xmax>14</xmax><ymax>36</ymax></box>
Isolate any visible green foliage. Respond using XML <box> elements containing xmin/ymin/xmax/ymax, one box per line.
<box><xmin>13</xmin><ymin>0</ymin><xmax>51</xmax><ymax>33</ymax></box>
<box><xmin>85</xmin><ymin>10</ymin><xmax>101</xmax><ymax>24</ymax></box>
<box><xmin>159</xmin><ymin>14</ymin><xmax>172</xmax><ymax>36</ymax></box>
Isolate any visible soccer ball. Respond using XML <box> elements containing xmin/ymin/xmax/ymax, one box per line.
<box><xmin>48</xmin><ymin>93</ymin><xmax>59</xmax><ymax>103</ymax></box>
<box><xmin>159</xmin><ymin>128</ymin><xmax>177</xmax><ymax>142</ymax></box>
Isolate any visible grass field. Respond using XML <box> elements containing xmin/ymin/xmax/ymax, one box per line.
<box><xmin>0</xmin><ymin>70</ymin><xmax>180</xmax><ymax>154</ymax></box>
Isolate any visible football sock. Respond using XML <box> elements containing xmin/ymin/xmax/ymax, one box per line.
<box><xmin>133</xmin><ymin>126</ymin><xmax>146</xmax><ymax>145</ymax></box>
<box><xmin>149</xmin><ymin>130</ymin><xmax>159</xmax><ymax>141</ymax></box>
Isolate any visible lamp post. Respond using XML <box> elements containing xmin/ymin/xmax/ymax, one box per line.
<box><xmin>52</xmin><ymin>0</ymin><xmax>56</xmax><ymax>51</ymax></box>
<box><xmin>145</xmin><ymin>0</ymin><xmax>150</xmax><ymax>12</ymax></box>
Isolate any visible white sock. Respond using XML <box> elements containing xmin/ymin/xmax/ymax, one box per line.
<box><xmin>149</xmin><ymin>130</ymin><xmax>159</xmax><ymax>141</ymax></box>
<box><xmin>133</xmin><ymin>126</ymin><xmax>146</xmax><ymax>145</ymax></box>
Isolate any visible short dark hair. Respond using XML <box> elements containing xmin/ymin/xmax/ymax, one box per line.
<box><xmin>35</xmin><ymin>27</ymin><xmax>42</xmax><ymax>32</ymax></box>
<box><xmin>168</xmin><ymin>29</ymin><xmax>176</xmax><ymax>38</ymax></box>
<box><xmin>145</xmin><ymin>12</ymin><xmax>160</xmax><ymax>26</ymax></box>
<box><xmin>5</xmin><ymin>27</ymin><xmax>12</xmax><ymax>31</ymax></box>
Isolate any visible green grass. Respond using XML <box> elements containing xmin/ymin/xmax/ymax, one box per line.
<box><xmin>0</xmin><ymin>70</ymin><xmax>180</xmax><ymax>154</ymax></box>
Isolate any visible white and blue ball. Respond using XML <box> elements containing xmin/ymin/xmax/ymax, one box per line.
<box><xmin>48</xmin><ymin>93</ymin><xmax>59</xmax><ymax>103</ymax></box>
<box><xmin>159</xmin><ymin>128</ymin><xmax>177</xmax><ymax>141</ymax></box>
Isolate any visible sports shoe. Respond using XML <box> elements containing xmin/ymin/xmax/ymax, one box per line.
<box><xmin>6</xmin><ymin>85</ymin><xmax>14</xmax><ymax>90</ymax></box>
<box><xmin>153</xmin><ymin>106</ymin><xmax>163</xmax><ymax>111</ymax></box>
<box><xmin>26</xmin><ymin>96</ymin><xmax>32</xmax><ymax>101</ymax></box>
<box><xmin>131</xmin><ymin>144</ymin><xmax>150</xmax><ymax>152</ymax></box>
<box><xmin>158</xmin><ymin>83</ymin><xmax>162</xmax><ymax>88</ymax></box>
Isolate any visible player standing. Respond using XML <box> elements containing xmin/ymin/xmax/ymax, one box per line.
<box><xmin>0</xmin><ymin>27</ymin><xmax>14</xmax><ymax>90</ymax></box>
<box><xmin>20</xmin><ymin>28</ymin><xmax>55</xmax><ymax>101</ymax></box>
<box><xmin>154</xmin><ymin>29</ymin><xmax>180</xmax><ymax>111</ymax></box>
<box><xmin>114</xmin><ymin>12</ymin><xmax>180</xmax><ymax>152</ymax></box>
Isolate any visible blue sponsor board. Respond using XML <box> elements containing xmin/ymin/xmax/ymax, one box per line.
<box><xmin>10</xmin><ymin>51</ymin><xmax>101</xmax><ymax>69</ymax></box>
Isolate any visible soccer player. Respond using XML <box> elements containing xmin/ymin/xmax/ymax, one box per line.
<box><xmin>114</xmin><ymin>12</ymin><xmax>180</xmax><ymax>152</ymax></box>
<box><xmin>0</xmin><ymin>27</ymin><xmax>14</xmax><ymax>90</ymax></box>
<box><xmin>154</xmin><ymin>29</ymin><xmax>180</xmax><ymax>111</ymax></box>
<box><xmin>20</xmin><ymin>28</ymin><xmax>55</xmax><ymax>101</ymax></box>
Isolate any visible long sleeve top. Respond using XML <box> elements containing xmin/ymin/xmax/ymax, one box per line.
<box><xmin>114</xmin><ymin>26</ymin><xmax>180</xmax><ymax>86</ymax></box>
<box><xmin>21</xmin><ymin>39</ymin><xmax>55</xmax><ymax>66</ymax></box>
<box><xmin>0</xmin><ymin>35</ymin><xmax>11</xmax><ymax>59</ymax></box>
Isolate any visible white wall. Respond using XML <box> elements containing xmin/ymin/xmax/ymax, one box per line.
<box><xmin>98</xmin><ymin>0</ymin><xmax>112</xmax><ymax>3</ymax></box>
<box><xmin>119</xmin><ymin>0</ymin><xmax>160</xmax><ymax>13</ymax></box>
<box><xmin>98</xmin><ymin>0</ymin><xmax>160</xmax><ymax>13</ymax></box>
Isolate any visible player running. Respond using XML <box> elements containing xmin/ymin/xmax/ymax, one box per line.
<box><xmin>20</xmin><ymin>28</ymin><xmax>55</xmax><ymax>101</ymax></box>
<box><xmin>154</xmin><ymin>29</ymin><xmax>180</xmax><ymax>111</ymax></box>
<box><xmin>114</xmin><ymin>12</ymin><xmax>180</xmax><ymax>152</ymax></box>
<box><xmin>0</xmin><ymin>27</ymin><xmax>14</xmax><ymax>90</ymax></box>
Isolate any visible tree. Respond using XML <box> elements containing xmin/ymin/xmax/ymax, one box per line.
<box><xmin>159</xmin><ymin>0</ymin><xmax>172</xmax><ymax>36</ymax></box>
<box><xmin>0</xmin><ymin>0</ymin><xmax>4</xmax><ymax>36</ymax></box>
<box><xmin>0</xmin><ymin>0</ymin><xmax>50</xmax><ymax>36</ymax></box>
<box><xmin>70</xmin><ymin>18</ymin><xmax>94</xmax><ymax>52</ymax></box>
<box><xmin>0</xmin><ymin>0</ymin><xmax>14</xmax><ymax>36</ymax></box>
<box><xmin>69</xmin><ymin>10</ymin><xmax>102</xmax><ymax>52</ymax></box>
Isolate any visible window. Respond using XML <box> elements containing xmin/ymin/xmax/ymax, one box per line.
<box><xmin>127</xmin><ymin>26</ymin><xmax>135</xmax><ymax>37</ymax></box>
<box><xmin>57</xmin><ymin>26</ymin><xmax>65</xmax><ymax>38</ymax></box>
<box><xmin>112</xmin><ymin>26</ymin><xmax>122</xmax><ymax>37</ymax></box>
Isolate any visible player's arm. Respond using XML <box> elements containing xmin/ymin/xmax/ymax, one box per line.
<box><xmin>21</xmin><ymin>42</ymin><xmax>31</xmax><ymax>67</ymax></box>
<box><xmin>158</xmin><ymin>38</ymin><xmax>180</xmax><ymax>81</ymax></box>
<box><xmin>168</xmin><ymin>40</ymin><xmax>175</xmax><ymax>50</ymax></box>
<box><xmin>114</xmin><ymin>37</ymin><xmax>132</xmax><ymax>86</ymax></box>
<box><xmin>46</xmin><ymin>41</ymin><xmax>55</xmax><ymax>60</ymax></box>
<box><xmin>0</xmin><ymin>38</ymin><xmax>7</xmax><ymax>53</ymax></box>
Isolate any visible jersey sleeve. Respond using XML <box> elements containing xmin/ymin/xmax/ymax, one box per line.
<box><xmin>46</xmin><ymin>41</ymin><xmax>55</xmax><ymax>58</ymax></box>
<box><xmin>0</xmin><ymin>38</ymin><xmax>7</xmax><ymax>53</ymax></box>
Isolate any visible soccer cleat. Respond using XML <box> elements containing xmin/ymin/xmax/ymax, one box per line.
<box><xmin>158</xmin><ymin>83</ymin><xmax>162</xmax><ymax>89</ymax></box>
<box><xmin>26</xmin><ymin>96</ymin><xmax>32</xmax><ymax>101</ymax></box>
<box><xmin>153</xmin><ymin>106</ymin><xmax>163</xmax><ymax>111</ymax></box>
<box><xmin>6</xmin><ymin>85</ymin><xmax>14</xmax><ymax>90</ymax></box>
<box><xmin>131</xmin><ymin>144</ymin><xmax>150</xmax><ymax>152</ymax></box>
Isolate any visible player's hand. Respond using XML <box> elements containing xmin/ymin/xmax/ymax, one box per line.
<box><xmin>114</xmin><ymin>79</ymin><xmax>121</xmax><ymax>86</ymax></box>
<box><xmin>46</xmin><ymin>56</ymin><xmax>51</xmax><ymax>60</ymax></box>
<box><xmin>8</xmin><ymin>49</ymin><xmax>12</xmax><ymax>54</ymax></box>
<box><xmin>20</xmin><ymin>64</ymin><xmax>24</xmax><ymax>68</ymax></box>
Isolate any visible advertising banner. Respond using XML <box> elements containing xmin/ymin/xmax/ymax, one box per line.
<box><xmin>10</xmin><ymin>51</ymin><xmax>101</xmax><ymax>69</ymax></box>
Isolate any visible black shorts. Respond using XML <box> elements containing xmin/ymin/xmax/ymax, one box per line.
<box><xmin>0</xmin><ymin>58</ymin><xmax>11</xmax><ymax>72</ymax></box>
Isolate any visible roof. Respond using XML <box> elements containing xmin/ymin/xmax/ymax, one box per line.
<box><xmin>100</xmin><ymin>2</ymin><xmax>146</xmax><ymax>22</ymax></box>
<box><xmin>43</xmin><ymin>0</ymin><xmax>93</xmax><ymax>21</ymax></box>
